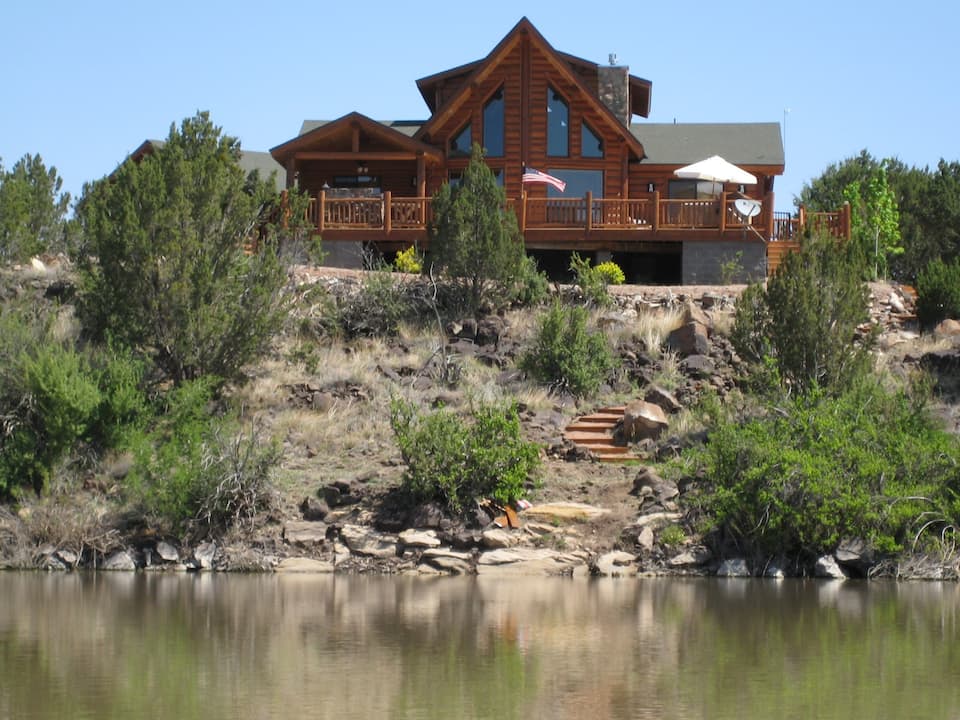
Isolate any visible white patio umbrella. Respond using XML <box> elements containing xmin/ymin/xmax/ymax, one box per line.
<box><xmin>674</xmin><ymin>155</ymin><xmax>757</xmax><ymax>195</ymax></box>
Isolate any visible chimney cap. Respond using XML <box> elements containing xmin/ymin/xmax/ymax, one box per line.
<box><xmin>608</xmin><ymin>53</ymin><xmax>618</xmax><ymax>66</ymax></box>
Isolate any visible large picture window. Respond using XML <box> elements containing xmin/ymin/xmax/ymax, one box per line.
<box><xmin>483</xmin><ymin>87</ymin><xmax>505</xmax><ymax>157</ymax></box>
<box><xmin>547</xmin><ymin>87</ymin><xmax>569</xmax><ymax>157</ymax></box>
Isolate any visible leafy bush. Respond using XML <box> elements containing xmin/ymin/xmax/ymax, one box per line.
<box><xmin>394</xmin><ymin>246</ymin><xmax>423</xmax><ymax>274</ymax></box>
<box><xmin>686</xmin><ymin>378</ymin><xmax>960</xmax><ymax>561</ymax></box>
<box><xmin>125</xmin><ymin>378</ymin><xmax>279</xmax><ymax>534</ymax></box>
<box><xmin>732</xmin><ymin>234</ymin><xmax>872</xmax><ymax>393</ymax></box>
<box><xmin>338</xmin><ymin>270</ymin><xmax>418</xmax><ymax>337</ymax></box>
<box><xmin>915</xmin><ymin>256</ymin><xmax>960</xmax><ymax>330</ymax></box>
<box><xmin>521</xmin><ymin>300</ymin><xmax>617</xmax><ymax>397</ymax></box>
<box><xmin>594</xmin><ymin>260</ymin><xmax>625</xmax><ymax>286</ymax></box>
<box><xmin>390</xmin><ymin>397</ymin><xmax>540</xmax><ymax>512</ymax></box>
<box><xmin>510</xmin><ymin>253</ymin><xmax>550</xmax><ymax>307</ymax></box>
<box><xmin>569</xmin><ymin>252</ymin><xmax>612</xmax><ymax>307</ymax></box>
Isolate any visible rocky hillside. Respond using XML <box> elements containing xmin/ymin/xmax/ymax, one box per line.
<box><xmin>2</xmin><ymin>260</ymin><xmax>959</xmax><ymax>578</ymax></box>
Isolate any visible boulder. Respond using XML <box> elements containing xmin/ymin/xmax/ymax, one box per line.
<box><xmin>622</xmin><ymin>400</ymin><xmax>669</xmax><ymax>441</ymax></box>
<box><xmin>103</xmin><ymin>549</ymin><xmax>137</xmax><ymax>571</ymax></box>
<box><xmin>194</xmin><ymin>542</ymin><xmax>217</xmax><ymax>570</ymax></box>
<box><xmin>814</xmin><ymin>554</ymin><xmax>848</xmax><ymax>579</ymax></box>
<box><xmin>419</xmin><ymin>548</ymin><xmax>473</xmax><ymax>575</ymax></box>
<box><xmin>481</xmin><ymin>528</ymin><xmax>518</xmax><ymax>549</ymax></box>
<box><xmin>679</xmin><ymin>354</ymin><xmax>716</xmax><ymax>379</ymax></box>
<box><xmin>834</xmin><ymin>538</ymin><xmax>876</xmax><ymax>575</ymax></box>
<box><xmin>887</xmin><ymin>292</ymin><xmax>907</xmax><ymax>314</ymax></box>
<box><xmin>934</xmin><ymin>318</ymin><xmax>960</xmax><ymax>337</ymax></box>
<box><xmin>681</xmin><ymin>299</ymin><xmax>712</xmax><ymax>328</ymax></box>
<box><xmin>644</xmin><ymin>385</ymin><xmax>682</xmax><ymax>414</ymax></box>
<box><xmin>522</xmin><ymin>502</ymin><xmax>610</xmax><ymax>523</ymax></box>
<box><xmin>55</xmin><ymin>548</ymin><xmax>79</xmax><ymax>567</ymax></box>
<box><xmin>592</xmin><ymin>551</ymin><xmax>637</xmax><ymax>577</ymax></box>
<box><xmin>276</xmin><ymin>557</ymin><xmax>335</xmax><ymax>573</ymax></box>
<box><xmin>398</xmin><ymin>529</ymin><xmax>441</xmax><ymax>549</ymax></box>
<box><xmin>631</xmin><ymin>467</ymin><xmax>678</xmax><ymax>504</ymax></box>
<box><xmin>340</xmin><ymin>525</ymin><xmax>398</xmax><ymax>558</ymax></box>
<box><xmin>408</xmin><ymin>502</ymin><xmax>446</xmax><ymax>529</ymax></box>
<box><xmin>477</xmin><ymin>547</ymin><xmax>588</xmax><ymax>576</ymax></box>
<box><xmin>764</xmin><ymin>563</ymin><xmax>786</xmax><ymax>579</ymax></box>
<box><xmin>284</xmin><ymin>521</ymin><xmax>328</xmax><ymax>547</ymax></box>
<box><xmin>300</xmin><ymin>497</ymin><xmax>329</xmax><ymax>521</ymax></box>
<box><xmin>716</xmin><ymin>558</ymin><xmax>751</xmax><ymax>577</ymax></box>
<box><xmin>476</xmin><ymin>316</ymin><xmax>506</xmax><ymax>346</ymax></box>
<box><xmin>637</xmin><ymin>526</ymin><xmax>655</xmax><ymax>551</ymax></box>
<box><xmin>155</xmin><ymin>541</ymin><xmax>179</xmax><ymax>563</ymax></box>
<box><xmin>667</xmin><ymin>321</ymin><xmax>710</xmax><ymax>357</ymax></box>
<box><xmin>667</xmin><ymin>546</ymin><xmax>713</xmax><ymax>568</ymax></box>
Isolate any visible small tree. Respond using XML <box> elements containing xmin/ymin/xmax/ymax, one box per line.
<box><xmin>732</xmin><ymin>234</ymin><xmax>871</xmax><ymax>393</ymax></box>
<box><xmin>428</xmin><ymin>144</ymin><xmax>527</xmax><ymax>316</ymax></box>
<box><xmin>77</xmin><ymin>112</ymin><xmax>303</xmax><ymax>384</ymax></box>
<box><xmin>0</xmin><ymin>153</ymin><xmax>71</xmax><ymax>261</ymax></box>
<box><xmin>843</xmin><ymin>164</ymin><xmax>902</xmax><ymax>279</ymax></box>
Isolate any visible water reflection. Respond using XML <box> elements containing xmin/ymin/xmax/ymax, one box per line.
<box><xmin>1</xmin><ymin>573</ymin><xmax>959</xmax><ymax>719</ymax></box>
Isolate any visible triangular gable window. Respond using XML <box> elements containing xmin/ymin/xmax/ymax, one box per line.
<box><xmin>450</xmin><ymin>123</ymin><xmax>472</xmax><ymax>157</ymax></box>
<box><xmin>582</xmin><ymin>122</ymin><xmax>604</xmax><ymax>158</ymax></box>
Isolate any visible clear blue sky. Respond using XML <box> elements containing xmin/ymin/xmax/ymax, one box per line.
<box><xmin>1</xmin><ymin>1</ymin><xmax>955</xmax><ymax>213</ymax></box>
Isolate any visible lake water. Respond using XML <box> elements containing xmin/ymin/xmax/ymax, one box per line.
<box><xmin>1</xmin><ymin>572</ymin><xmax>958</xmax><ymax>719</ymax></box>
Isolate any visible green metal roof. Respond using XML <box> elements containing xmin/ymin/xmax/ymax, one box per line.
<box><xmin>630</xmin><ymin>122</ymin><xmax>784</xmax><ymax>167</ymax></box>
<box><xmin>299</xmin><ymin>120</ymin><xmax>424</xmax><ymax>137</ymax></box>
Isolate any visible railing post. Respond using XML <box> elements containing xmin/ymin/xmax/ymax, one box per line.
<box><xmin>719</xmin><ymin>192</ymin><xmax>727</xmax><ymax>233</ymax></box>
<box><xmin>318</xmin><ymin>190</ymin><xmax>326</xmax><ymax>233</ymax></box>
<box><xmin>652</xmin><ymin>191</ymin><xmax>660</xmax><ymax>232</ymax></box>
<box><xmin>585</xmin><ymin>191</ymin><xmax>593</xmax><ymax>232</ymax></box>
<box><xmin>384</xmin><ymin>191</ymin><xmax>392</xmax><ymax>234</ymax></box>
<box><xmin>798</xmin><ymin>204</ymin><xmax>806</xmax><ymax>232</ymax></box>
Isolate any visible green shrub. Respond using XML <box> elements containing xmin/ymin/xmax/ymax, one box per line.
<box><xmin>915</xmin><ymin>256</ymin><xmax>960</xmax><ymax>330</ymax></box>
<box><xmin>686</xmin><ymin>378</ymin><xmax>960</xmax><ymax>561</ymax></box>
<box><xmin>569</xmin><ymin>252</ymin><xmax>612</xmax><ymax>307</ymax></box>
<box><xmin>338</xmin><ymin>270</ymin><xmax>416</xmax><ymax>337</ymax></box>
<box><xmin>390</xmin><ymin>397</ymin><xmax>540</xmax><ymax>512</ymax></box>
<box><xmin>521</xmin><ymin>300</ymin><xmax>617</xmax><ymax>397</ymax></box>
<box><xmin>125</xmin><ymin>378</ymin><xmax>278</xmax><ymax>534</ymax></box>
<box><xmin>510</xmin><ymin>253</ymin><xmax>550</xmax><ymax>307</ymax></box>
<box><xmin>732</xmin><ymin>234</ymin><xmax>872</xmax><ymax>393</ymax></box>
<box><xmin>394</xmin><ymin>246</ymin><xmax>423</xmax><ymax>274</ymax></box>
<box><xmin>594</xmin><ymin>260</ymin><xmax>625</xmax><ymax>286</ymax></box>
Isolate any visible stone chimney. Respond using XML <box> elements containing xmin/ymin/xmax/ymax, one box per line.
<box><xmin>598</xmin><ymin>64</ymin><xmax>630</xmax><ymax>127</ymax></box>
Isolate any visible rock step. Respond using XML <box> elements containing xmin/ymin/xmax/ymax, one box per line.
<box><xmin>563</xmin><ymin>405</ymin><xmax>635</xmax><ymax>464</ymax></box>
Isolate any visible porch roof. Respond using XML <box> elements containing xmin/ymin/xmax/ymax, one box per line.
<box><xmin>630</xmin><ymin>122</ymin><xmax>784</xmax><ymax>170</ymax></box>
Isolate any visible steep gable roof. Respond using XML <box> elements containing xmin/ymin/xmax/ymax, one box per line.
<box><xmin>414</xmin><ymin>17</ymin><xmax>646</xmax><ymax>159</ymax></box>
<box><xmin>271</xmin><ymin>112</ymin><xmax>443</xmax><ymax>164</ymax></box>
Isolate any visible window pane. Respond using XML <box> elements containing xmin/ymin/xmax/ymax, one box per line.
<box><xmin>483</xmin><ymin>88</ymin><xmax>505</xmax><ymax>157</ymax></box>
<box><xmin>547</xmin><ymin>87</ymin><xmax>568</xmax><ymax>157</ymax></box>
<box><xmin>546</xmin><ymin>169</ymin><xmax>603</xmax><ymax>197</ymax></box>
<box><xmin>581</xmin><ymin>122</ymin><xmax>603</xmax><ymax>158</ymax></box>
<box><xmin>450</xmin><ymin>124</ymin><xmax>471</xmax><ymax>157</ymax></box>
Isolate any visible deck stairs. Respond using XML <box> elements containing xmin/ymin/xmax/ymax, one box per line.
<box><xmin>563</xmin><ymin>405</ymin><xmax>633</xmax><ymax>463</ymax></box>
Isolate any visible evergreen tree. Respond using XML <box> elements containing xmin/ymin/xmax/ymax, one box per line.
<box><xmin>427</xmin><ymin>144</ymin><xmax>527</xmax><ymax>316</ymax></box>
<box><xmin>0</xmin><ymin>153</ymin><xmax>71</xmax><ymax>261</ymax></box>
<box><xmin>76</xmin><ymin>112</ymin><xmax>300</xmax><ymax>384</ymax></box>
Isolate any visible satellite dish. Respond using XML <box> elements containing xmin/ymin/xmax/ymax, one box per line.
<box><xmin>733</xmin><ymin>198</ymin><xmax>762</xmax><ymax>220</ymax></box>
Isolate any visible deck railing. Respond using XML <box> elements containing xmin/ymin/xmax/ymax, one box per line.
<box><xmin>303</xmin><ymin>190</ymin><xmax>850</xmax><ymax>242</ymax></box>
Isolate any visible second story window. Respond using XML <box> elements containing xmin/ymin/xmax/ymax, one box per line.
<box><xmin>450</xmin><ymin>123</ymin><xmax>472</xmax><ymax>157</ymax></box>
<box><xmin>547</xmin><ymin>86</ymin><xmax>568</xmax><ymax>157</ymax></box>
<box><xmin>483</xmin><ymin>87</ymin><xmax>505</xmax><ymax>157</ymax></box>
<box><xmin>582</xmin><ymin>122</ymin><xmax>604</xmax><ymax>158</ymax></box>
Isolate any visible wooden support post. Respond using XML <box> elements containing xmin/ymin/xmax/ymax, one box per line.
<box><xmin>318</xmin><ymin>190</ymin><xmax>326</xmax><ymax>233</ymax></box>
<box><xmin>585</xmin><ymin>191</ymin><xmax>593</xmax><ymax>232</ymax></box>
<box><xmin>520</xmin><ymin>192</ymin><xmax>527</xmax><ymax>233</ymax></box>
<box><xmin>285</xmin><ymin>158</ymin><xmax>296</xmax><ymax>189</ymax></box>
<box><xmin>652</xmin><ymin>190</ymin><xmax>660</xmax><ymax>232</ymax></box>
<box><xmin>798</xmin><ymin>204</ymin><xmax>806</xmax><ymax>231</ymax></box>
<box><xmin>384</xmin><ymin>191</ymin><xmax>392</xmax><ymax>234</ymax></box>
<box><xmin>764</xmin><ymin>191</ymin><xmax>775</xmax><ymax>241</ymax></box>
<box><xmin>842</xmin><ymin>201</ymin><xmax>851</xmax><ymax>240</ymax></box>
<box><xmin>719</xmin><ymin>192</ymin><xmax>728</xmax><ymax>233</ymax></box>
<box><xmin>416</xmin><ymin>153</ymin><xmax>426</xmax><ymax>198</ymax></box>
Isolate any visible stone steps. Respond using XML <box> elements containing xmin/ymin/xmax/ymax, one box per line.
<box><xmin>562</xmin><ymin>406</ymin><xmax>633</xmax><ymax>463</ymax></box>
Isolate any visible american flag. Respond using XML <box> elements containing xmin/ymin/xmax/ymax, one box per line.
<box><xmin>521</xmin><ymin>167</ymin><xmax>566</xmax><ymax>192</ymax></box>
